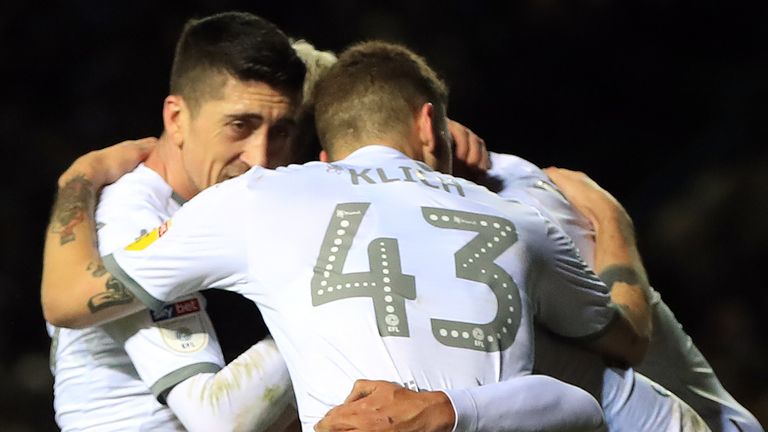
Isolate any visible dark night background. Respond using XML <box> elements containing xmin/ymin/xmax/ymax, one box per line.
<box><xmin>2</xmin><ymin>1</ymin><xmax>767</xmax><ymax>430</ymax></box>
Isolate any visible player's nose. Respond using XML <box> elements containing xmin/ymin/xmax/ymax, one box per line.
<box><xmin>240</xmin><ymin>128</ymin><xmax>269</xmax><ymax>168</ymax></box>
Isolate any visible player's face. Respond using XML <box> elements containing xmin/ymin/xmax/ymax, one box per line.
<box><xmin>180</xmin><ymin>76</ymin><xmax>299</xmax><ymax>194</ymax></box>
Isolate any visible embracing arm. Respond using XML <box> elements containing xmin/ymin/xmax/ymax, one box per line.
<box><xmin>41</xmin><ymin>138</ymin><xmax>155</xmax><ymax>328</ymax></box>
<box><xmin>315</xmin><ymin>378</ymin><xmax>604</xmax><ymax>432</ymax></box>
<box><xmin>543</xmin><ymin>167</ymin><xmax>651</xmax><ymax>366</ymax></box>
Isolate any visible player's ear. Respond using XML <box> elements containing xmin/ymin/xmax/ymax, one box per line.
<box><xmin>163</xmin><ymin>95</ymin><xmax>185</xmax><ymax>149</ymax></box>
<box><xmin>319</xmin><ymin>150</ymin><xmax>330</xmax><ymax>163</ymax></box>
<box><xmin>416</xmin><ymin>103</ymin><xmax>436</xmax><ymax>157</ymax></box>
<box><xmin>417</xmin><ymin>102</ymin><xmax>451</xmax><ymax>172</ymax></box>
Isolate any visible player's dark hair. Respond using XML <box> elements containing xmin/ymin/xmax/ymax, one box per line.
<box><xmin>313</xmin><ymin>41</ymin><xmax>448</xmax><ymax>157</ymax></box>
<box><xmin>170</xmin><ymin>11</ymin><xmax>305</xmax><ymax>113</ymax></box>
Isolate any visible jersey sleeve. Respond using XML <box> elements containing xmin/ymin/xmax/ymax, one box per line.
<box><xmin>95</xmin><ymin>168</ymin><xmax>175</xmax><ymax>255</ymax></box>
<box><xmin>165</xmin><ymin>336</ymin><xmax>298</xmax><ymax>432</ymax></box>
<box><xmin>103</xmin><ymin>183</ymin><xmax>250</xmax><ymax>312</ymax></box>
<box><xmin>521</xmin><ymin>180</ymin><xmax>596</xmax><ymax>268</ymax></box>
<box><xmin>527</xmin><ymin>213</ymin><xmax>618</xmax><ymax>340</ymax></box>
<box><xmin>94</xmin><ymin>168</ymin><xmax>227</xmax><ymax>403</ymax></box>
<box><xmin>101</xmin><ymin>293</ymin><xmax>225</xmax><ymax>403</ymax></box>
<box><xmin>488</xmin><ymin>152</ymin><xmax>596</xmax><ymax>267</ymax></box>
<box><xmin>443</xmin><ymin>375</ymin><xmax>606</xmax><ymax>432</ymax></box>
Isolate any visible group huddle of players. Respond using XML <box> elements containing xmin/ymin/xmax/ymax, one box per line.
<box><xmin>41</xmin><ymin>11</ymin><xmax>763</xmax><ymax>432</ymax></box>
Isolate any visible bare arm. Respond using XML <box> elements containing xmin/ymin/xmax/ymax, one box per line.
<box><xmin>314</xmin><ymin>378</ymin><xmax>605</xmax><ymax>432</ymax></box>
<box><xmin>41</xmin><ymin>138</ymin><xmax>156</xmax><ymax>328</ymax></box>
<box><xmin>543</xmin><ymin>167</ymin><xmax>651</xmax><ymax>366</ymax></box>
<box><xmin>444</xmin><ymin>129</ymin><xmax>648</xmax><ymax>365</ymax></box>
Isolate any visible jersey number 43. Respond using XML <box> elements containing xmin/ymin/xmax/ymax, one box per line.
<box><xmin>311</xmin><ymin>202</ymin><xmax>522</xmax><ymax>353</ymax></box>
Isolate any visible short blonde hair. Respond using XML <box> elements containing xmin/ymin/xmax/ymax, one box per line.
<box><xmin>291</xmin><ymin>39</ymin><xmax>338</xmax><ymax>103</ymax></box>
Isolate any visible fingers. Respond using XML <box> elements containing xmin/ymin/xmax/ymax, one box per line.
<box><xmin>133</xmin><ymin>136</ymin><xmax>158</xmax><ymax>155</ymax></box>
<box><xmin>543</xmin><ymin>167</ymin><xmax>601</xmax><ymax>194</ymax></box>
<box><xmin>461</xmin><ymin>126</ymin><xmax>487</xmax><ymax>170</ymax></box>
<box><xmin>343</xmin><ymin>379</ymin><xmax>375</xmax><ymax>403</ymax></box>
<box><xmin>543</xmin><ymin>166</ymin><xmax>581</xmax><ymax>182</ymax></box>
<box><xmin>113</xmin><ymin>137</ymin><xmax>158</xmax><ymax>159</ymax></box>
<box><xmin>135</xmin><ymin>137</ymin><xmax>158</xmax><ymax>161</ymax></box>
<box><xmin>543</xmin><ymin>167</ymin><xmax>596</xmax><ymax>194</ymax></box>
<box><xmin>448</xmin><ymin>119</ymin><xmax>490</xmax><ymax>178</ymax></box>
<box><xmin>315</xmin><ymin>402</ymin><xmax>366</xmax><ymax>432</ymax></box>
<box><xmin>463</xmin><ymin>131</ymin><xmax>482</xmax><ymax>168</ymax></box>
<box><xmin>448</xmin><ymin>120</ymin><xmax>469</xmax><ymax>162</ymax></box>
<box><xmin>112</xmin><ymin>137</ymin><xmax>158</xmax><ymax>149</ymax></box>
<box><xmin>475</xmin><ymin>134</ymin><xmax>489</xmax><ymax>171</ymax></box>
<box><xmin>96</xmin><ymin>137</ymin><xmax>158</xmax><ymax>162</ymax></box>
<box><xmin>95</xmin><ymin>137</ymin><xmax>159</xmax><ymax>185</ymax></box>
<box><xmin>319</xmin><ymin>380</ymin><xmax>391</xmax><ymax>431</ymax></box>
<box><xmin>314</xmin><ymin>411</ymin><xmax>355</xmax><ymax>432</ymax></box>
<box><xmin>543</xmin><ymin>166</ymin><xmax>625</xmax><ymax>225</ymax></box>
<box><xmin>58</xmin><ymin>137</ymin><xmax>159</xmax><ymax>188</ymax></box>
<box><xmin>479</xmin><ymin>140</ymin><xmax>490</xmax><ymax>171</ymax></box>
<box><xmin>131</xmin><ymin>136</ymin><xmax>159</xmax><ymax>147</ymax></box>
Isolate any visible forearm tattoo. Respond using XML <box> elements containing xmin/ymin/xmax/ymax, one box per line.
<box><xmin>50</xmin><ymin>175</ymin><xmax>95</xmax><ymax>245</ymax></box>
<box><xmin>86</xmin><ymin>261</ymin><xmax>107</xmax><ymax>277</ymax></box>
<box><xmin>599</xmin><ymin>265</ymin><xmax>645</xmax><ymax>291</ymax></box>
<box><xmin>86</xmin><ymin>261</ymin><xmax>134</xmax><ymax>313</ymax></box>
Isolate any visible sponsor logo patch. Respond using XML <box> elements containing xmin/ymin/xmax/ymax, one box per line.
<box><xmin>125</xmin><ymin>220</ymin><xmax>172</xmax><ymax>251</ymax></box>
<box><xmin>150</xmin><ymin>298</ymin><xmax>201</xmax><ymax>322</ymax></box>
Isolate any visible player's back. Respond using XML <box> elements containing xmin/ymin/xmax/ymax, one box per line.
<box><xmin>206</xmin><ymin>146</ymin><xmax>613</xmax><ymax>426</ymax></box>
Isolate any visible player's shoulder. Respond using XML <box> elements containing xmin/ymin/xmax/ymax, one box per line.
<box><xmin>99</xmin><ymin>164</ymin><xmax>172</xmax><ymax>212</ymax></box>
<box><xmin>486</xmin><ymin>153</ymin><xmax>568</xmax><ymax>205</ymax></box>
<box><xmin>458</xmin><ymin>176</ymin><xmax>549</xmax><ymax>227</ymax></box>
<box><xmin>96</xmin><ymin>164</ymin><xmax>176</xmax><ymax>252</ymax></box>
<box><xmin>238</xmin><ymin>161</ymin><xmax>343</xmax><ymax>191</ymax></box>
<box><xmin>175</xmin><ymin>163</ymin><xmax>320</xmax><ymax>213</ymax></box>
<box><xmin>488</xmin><ymin>152</ymin><xmax>547</xmax><ymax>182</ymax></box>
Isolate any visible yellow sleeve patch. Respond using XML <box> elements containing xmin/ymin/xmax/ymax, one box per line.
<box><xmin>125</xmin><ymin>220</ymin><xmax>172</xmax><ymax>251</ymax></box>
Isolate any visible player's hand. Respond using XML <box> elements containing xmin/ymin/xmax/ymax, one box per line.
<box><xmin>449</xmin><ymin>119</ymin><xmax>489</xmax><ymax>182</ymax></box>
<box><xmin>314</xmin><ymin>380</ymin><xmax>455</xmax><ymax>432</ymax></box>
<box><xmin>58</xmin><ymin>137</ymin><xmax>157</xmax><ymax>188</ymax></box>
<box><xmin>543</xmin><ymin>167</ymin><xmax>628</xmax><ymax>229</ymax></box>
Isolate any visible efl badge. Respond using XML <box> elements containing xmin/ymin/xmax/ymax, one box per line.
<box><xmin>152</xmin><ymin>298</ymin><xmax>209</xmax><ymax>353</ymax></box>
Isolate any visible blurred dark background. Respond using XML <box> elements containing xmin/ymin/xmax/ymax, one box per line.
<box><xmin>2</xmin><ymin>1</ymin><xmax>767</xmax><ymax>430</ymax></box>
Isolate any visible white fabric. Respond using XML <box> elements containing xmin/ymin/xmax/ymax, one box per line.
<box><xmin>49</xmin><ymin>323</ymin><xmax>184</xmax><ymax>431</ymax></box>
<box><xmin>48</xmin><ymin>166</ymin><xmax>196</xmax><ymax>431</ymax></box>
<box><xmin>50</xmin><ymin>164</ymin><xmax>225</xmax><ymax>431</ymax></box>
<box><xmin>444</xmin><ymin>375</ymin><xmax>607</xmax><ymax>432</ymax></box>
<box><xmin>108</xmin><ymin>146</ymin><xmax>615</xmax><ymax>430</ymax></box>
<box><xmin>489</xmin><ymin>152</ymin><xmax>760</xmax><ymax>432</ymax></box>
<box><xmin>166</xmin><ymin>336</ymin><xmax>297</xmax><ymax>432</ymax></box>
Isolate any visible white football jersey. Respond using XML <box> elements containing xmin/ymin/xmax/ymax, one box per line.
<box><xmin>49</xmin><ymin>164</ymin><xmax>224</xmax><ymax>431</ymax></box>
<box><xmin>105</xmin><ymin>146</ymin><xmax>616</xmax><ymax>429</ymax></box>
<box><xmin>488</xmin><ymin>152</ymin><xmax>761</xmax><ymax>432</ymax></box>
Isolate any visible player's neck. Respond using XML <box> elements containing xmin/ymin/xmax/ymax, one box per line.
<box><xmin>144</xmin><ymin>134</ymin><xmax>198</xmax><ymax>200</ymax></box>
<box><xmin>335</xmin><ymin>134</ymin><xmax>422</xmax><ymax>162</ymax></box>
